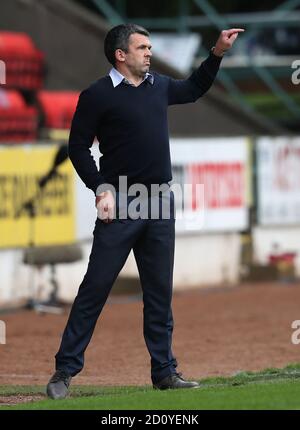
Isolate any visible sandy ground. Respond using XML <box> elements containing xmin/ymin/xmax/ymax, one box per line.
<box><xmin>0</xmin><ymin>281</ymin><xmax>300</xmax><ymax>390</ymax></box>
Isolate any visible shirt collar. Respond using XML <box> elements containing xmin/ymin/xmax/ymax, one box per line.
<box><xmin>109</xmin><ymin>67</ymin><xmax>154</xmax><ymax>88</ymax></box>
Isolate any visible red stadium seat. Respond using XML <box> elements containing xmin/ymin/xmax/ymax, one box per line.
<box><xmin>0</xmin><ymin>31</ymin><xmax>45</xmax><ymax>91</ymax></box>
<box><xmin>0</xmin><ymin>32</ymin><xmax>78</xmax><ymax>141</ymax></box>
<box><xmin>37</xmin><ymin>91</ymin><xmax>79</xmax><ymax>130</ymax></box>
<box><xmin>0</xmin><ymin>89</ymin><xmax>38</xmax><ymax>141</ymax></box>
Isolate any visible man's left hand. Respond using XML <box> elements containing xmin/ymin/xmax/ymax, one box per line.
<box><xmin>213</xmin><ymin>28</ymin><xmax>245</xmax><ymax>57</ymax></box>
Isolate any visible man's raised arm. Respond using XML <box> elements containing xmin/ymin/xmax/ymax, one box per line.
<box><xmin>168</xmin><ymin>28</ymin><xmax>244</xmax><ymax>105</ymax></box>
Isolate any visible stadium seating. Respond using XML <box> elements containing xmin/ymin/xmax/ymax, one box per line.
<box><xmin>0</xmin><ymin>31</ymin><xmax>80</xmax><ymax>142</ymax></box>
<box><xmin>37</xmin><ymin>91</ymin><xmax>79</xmax><ymax>130</ymax></box>
<box><xmin>0</xmin><ymin>88</ymin><xmax>38</xmax><ymax>141</ymax></box>
<box><xmin>0</xmin><ymin>31</ymin><xmax>44</xmax><ymax>91</ymax></box>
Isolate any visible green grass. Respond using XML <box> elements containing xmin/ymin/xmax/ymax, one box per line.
<box><xmin>1</xmin><ymin>364</ymin><xmax>300</xmax><ymax>410</ymax></box>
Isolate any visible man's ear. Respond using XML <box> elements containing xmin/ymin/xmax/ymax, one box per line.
<box><xmin>115</xmin><ymin>49</ymin><xmax>126</xmax><ymax>63</ymax></box>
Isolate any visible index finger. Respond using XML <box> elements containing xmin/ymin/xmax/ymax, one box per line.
<box><xmin>226</xmin><ymin>28</ymin><xmax>245</xmax><ymax>35</ymax></box>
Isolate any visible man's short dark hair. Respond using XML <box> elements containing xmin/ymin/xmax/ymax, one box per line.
<box><xmin>104</xmin><ymin>23</ymin><xmax>150</xmax><ymax>67</ymax></box>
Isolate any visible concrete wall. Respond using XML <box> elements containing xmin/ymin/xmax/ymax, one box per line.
<box><xmin>0</xmin><ymin>233</ymin><xmax>241</xmax><ymax>306</ymax></box>
<box><xmin>122</xmin><ymin>234</ymin><xmax>241</xmax><ymax>289</ymax></box>
<box><xmin>3</xmin><ymin>226</ymin><xmax>300</xmax><ymax>307</ymax></box>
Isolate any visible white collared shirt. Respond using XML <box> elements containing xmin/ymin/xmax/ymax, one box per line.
<box><xmin>109</xmin><ymin>67</ymin><xmax>154</xmax><ymax>88</ymax></box>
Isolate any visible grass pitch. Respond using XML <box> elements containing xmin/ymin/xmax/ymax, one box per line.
<box><xmin>1</xmin><ymin>364</ymin><xmax>300</xmax><ymax>410</ymax></box>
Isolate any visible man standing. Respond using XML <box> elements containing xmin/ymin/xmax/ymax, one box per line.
<box><xmin>47</xmin><ymin>23</ymin><xmax>243</xmax><ymax>399</ymax></box>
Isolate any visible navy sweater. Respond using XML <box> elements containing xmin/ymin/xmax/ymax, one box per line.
<box><xmin>68</xmin><ymin>51</ymin><xmax>222</xmax><ymax>194</ymax></box>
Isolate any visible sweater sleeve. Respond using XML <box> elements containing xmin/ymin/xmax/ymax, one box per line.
<box><xmin>68</xmin><ymin>87</ymin><xmax>106</xmax><ymax>195</ymax></box>
<box><xmin>168</xmin><ymin>51</ymin><xmax>222</xmax><ymax>106</ymax></box>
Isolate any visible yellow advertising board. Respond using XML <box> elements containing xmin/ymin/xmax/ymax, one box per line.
<box><xmin>0</xmin><ymin>145</ymin><xmax>75</xmax><ymax>248</ymax></box>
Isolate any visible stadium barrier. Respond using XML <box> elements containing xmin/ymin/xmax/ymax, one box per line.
<box><xmin>1</xmin><ymin>137</ymin><xmax>300</xmax><ymax>307</ymax></box>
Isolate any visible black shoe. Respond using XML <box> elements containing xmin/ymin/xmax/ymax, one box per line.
<box><xmin>46</xmin><ymin>369</ymin><xmax>72</xmax><ymax>399</ymax></box>
<box><xmin>153</xmin><ymin>372</ymin><xmax>200</xmax><ymax>390</ymax></box>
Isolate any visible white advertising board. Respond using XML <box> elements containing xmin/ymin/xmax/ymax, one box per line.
<box><xmin>75</xmin><ymin>138</ymin><xmax>250</xmax><ymax>239</ymax></box>
<box><xmin>170</xmin><ymin>138</ymin><xmax>249</xmax><ymax>232</ymax></box>
<box><xmin>257</xmin><ymin>137</ymin><xmax>300</xmax><ymax>225</ymax></box>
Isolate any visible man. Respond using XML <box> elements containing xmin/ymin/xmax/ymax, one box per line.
<box><xmin>47</xmin><ymin>23</ymin><xmax>244</xmax><ymax>399</ymax></box>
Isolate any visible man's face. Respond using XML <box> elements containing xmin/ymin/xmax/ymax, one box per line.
<box><xmin>120</xmin><ymin>33</ymin><xmax>152</xmax><ymax>76</ymax></box>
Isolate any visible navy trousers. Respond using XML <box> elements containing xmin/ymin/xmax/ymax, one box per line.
<box><xmin>55</xmin><ymin>191</ymin><xmax>178</xmax><ymax>383</ymax></box>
